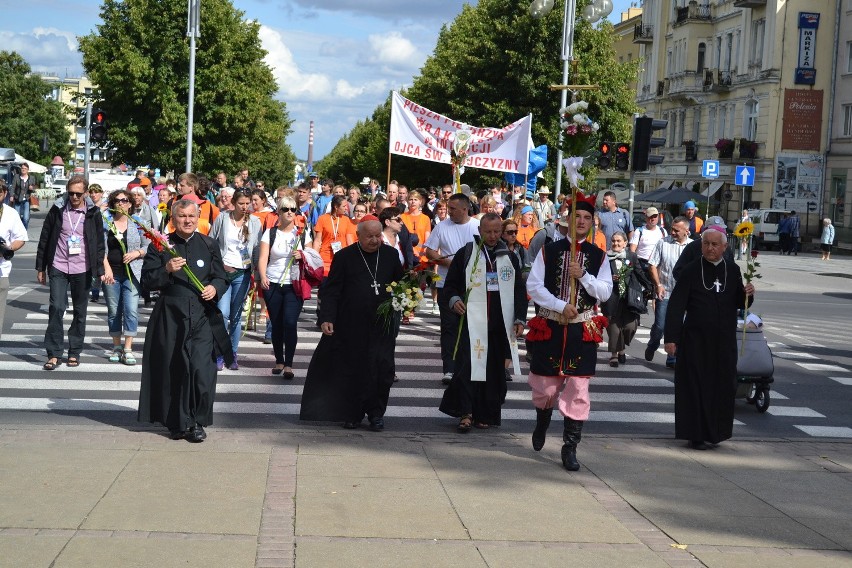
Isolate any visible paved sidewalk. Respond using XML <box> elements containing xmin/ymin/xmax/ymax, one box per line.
<box><xmin>0</xmin><ymin>424</ymin><xmax>850</xmax><ymax>568</ymax></box>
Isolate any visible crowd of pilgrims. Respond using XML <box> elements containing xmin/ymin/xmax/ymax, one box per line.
<box><xmin>64</xmin><ymin>168</ymin><xmax>749</xmax><ymax>462</ymax></box>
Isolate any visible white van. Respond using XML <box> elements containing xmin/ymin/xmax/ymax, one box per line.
<box><xmin>749</xmin><ymin>209</ymin><xmax>790</xmax><ymax>250</ymax></box>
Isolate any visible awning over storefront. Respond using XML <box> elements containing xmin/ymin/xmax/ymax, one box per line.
<box><xmin>701</xmin><ymin>181</ymin><xmax>724</xmax><ymax>197</ymax></box>
<box><xmin>656</xmin><ymin>180</ymin><xmax>675</xmax><ymax>190</ymax></box>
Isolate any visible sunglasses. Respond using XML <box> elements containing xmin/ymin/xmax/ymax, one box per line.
<box><xmin>390</xmin><ymin>217</ymin><xmax>402</xmax><ymax>223</ymax></box>
<box><xmin>115</xmin><ymin>198</ymin><xmax>130</xmax><ymax>203</ymax></box>
<box><xmin>279</xmin><ymin>207</ymin><xmax>297</xmax><ymax>213</ymax></box>
<box><xmin>67</xmin><ymin>191</ymin><xmax>85</xmax><ymax>197</ymax></box>
<box><xmin>504</xmin><ymin>230</ymin><xmax>518</xmax><ymax>235</ymax></box>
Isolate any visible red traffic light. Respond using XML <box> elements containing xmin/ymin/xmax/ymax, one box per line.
<box><xmin>94</xmin><ymin>112</ymin><xmax>105</xmax><ymax>124</ymax></box>
<box><xmin>615</xmin><ymin>142</ymin><xmax>630</xmax><ymax>171</ymax></box>
<box><xmin>616</xmin><ymin>143</ymin><xmax>629</xmax><ymax>155</ymax></box>
<box><xmin>600</xmin><ymin>142</ymin><xmax>611</xmax><ymax>155</ymax></box>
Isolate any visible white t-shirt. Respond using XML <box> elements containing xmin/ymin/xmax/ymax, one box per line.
<box><xmin>629</xmin><ymin>225</ymin><xmax>666</xmax><ymax>260</ymax></box>
<box><xmin>221</xmin><ymin>218</ymin><xmax>248</xmax><ymax>269</ymax></box>
<box><xmin>0</xmin><ymin>204</ymin><xmax>28</xmax><ymax>278</ymax></box>
<box><xmin>261</xmin><ymin>227</ymin><xmax>312</xmax><ymax>285</ymax></box>
<box><xmin>382</xmin><ymin>232</ymin><xmax>404</xmax><ymax>266</ymax></box>
<box><xmin>423</xmin><ymin>217</ymin><xmax>480</xmax><ymax>287</ymax></box>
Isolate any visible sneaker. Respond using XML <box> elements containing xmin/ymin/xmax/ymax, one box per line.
<box><xmin>228</xmin><ymin>353</ymin><xmax>239</xmax><ymax>371</ymax></box>
<box><xmin>108</xmin><ymin>346</ymin><xmax>123</xmax><ymax>363</ymax></box>
<box><xmin>216</xmin><ymin>356</ymin><xmax>224</xmax><ymax>371</ymax></box>
<box><xmin>441</xmin><ymin>372</ymin><xmax>453</xmax><ymax>385</ymax></box>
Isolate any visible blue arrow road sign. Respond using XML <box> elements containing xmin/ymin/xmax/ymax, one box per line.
<box><xmin>702</xmin><ymin>160</ymin><xmax>719</xmax><ymax>178</ymax></box>
<box><xmin>736</xmin><ymin>165</ymin><xmax>756</xmax><ymax>186</ymax></box>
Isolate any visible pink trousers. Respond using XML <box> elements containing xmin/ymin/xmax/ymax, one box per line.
<box><xmin>527</xmin><ymin>372</ymin><xmax>590</xmax><ymax>421</ymax></box>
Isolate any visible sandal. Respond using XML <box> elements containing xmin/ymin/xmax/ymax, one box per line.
<box><xmin>121</xmin><ymin>350</ymin><xmax>137</xmax><ymax>366</ymax></box>
<box><xmin>609</xmin><ymin>355</ymin><xmax>618</xmax><ymax>368</ymax></box>
<box><xmin>474</xmin><ymin>422</ymin><xmax>490</xmax><ymax>429</ymax></box>
<box><xmin>457</xmin><ymin>414</ymin><xmax>473</xmax><ymax>433</ymax></box>
<box><xmin>109</xmin><ymin>346</ymin><xmax>123</xmax><ymax>363</ymax></box>
<box><xmin>66</xmin><ymin>357</ymin><xmax>80</xmax><ymax>368</ymax></box>
<box><xmin>43</xmin><ymin>358</ymin><xmax>60</xmax><ymax>371</ymax></box>
<box><xmin>272</xmin><ymin>365</ymin><xmax>285</xmax><ymax>375</ymax></box>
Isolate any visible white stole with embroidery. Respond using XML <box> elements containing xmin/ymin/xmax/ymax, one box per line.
<box><xmin>465</xmin><ymin>249</ymin><xmax>520</xmax><ymax>382</ymax></box>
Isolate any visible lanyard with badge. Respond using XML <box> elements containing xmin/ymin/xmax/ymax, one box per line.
<box><xmin>483</xmin><ymin>247</ymin><xmax>499</xmax><ymax>292</ymax></box>
<box><xmin>66</xmin><ymin>204</ymin><xmax>85</xmax><ymax>255</ymax></box>
<box><xmin>232</xmin><ymin>214</ymin><xmax>252</xmax><ymax>268</ymax></box>
<box><xmin>329</xmin><ymin>215</ymin><xmax>342</xmax><ymax>254</ymax></box>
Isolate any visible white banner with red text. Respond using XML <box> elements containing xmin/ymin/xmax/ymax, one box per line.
<box><xmin>389</xmin><ymin>91</ymin><xmax>532</xmax><ymax>174</ymax></box>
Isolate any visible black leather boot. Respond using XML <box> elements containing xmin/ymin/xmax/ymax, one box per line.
<box><xmin>531</xmin><ymin>407</ymin><xmax>553</xmax><ymax>451</ymax></box>
<box><xmin>561</xmin><ymin>418</ymin><xmax>584</xmax><ymax>471</ymax></box>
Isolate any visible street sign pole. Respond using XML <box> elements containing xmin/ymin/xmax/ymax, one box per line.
<box><xmin>83</xmin><ymin>102</ymin><xmax>92</xmax><ymax>182</ymax></box>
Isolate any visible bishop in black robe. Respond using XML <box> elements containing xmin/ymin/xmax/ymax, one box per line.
<box><xmin>439</xmin><ymin>235</ymin><xmax>527</xmax><ymax>428</ymax></box>
<box><xmin>299</xmin><ymin>219</ymin><xmax>403</xmax><ymax>428</ymax></box>
<box><xmin>665</xmin><ymin>237</ymin><xmax>754</xmax><ymax>447</ymax></box>
<box><xmin>138</xmin><ymin>215</ymin><xmax>229</xmax><ymax>441</ymax></box>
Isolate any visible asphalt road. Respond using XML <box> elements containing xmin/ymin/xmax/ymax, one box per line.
<box><xmin>2</xmin><ymin>206</ymin><xmax>850</xmax><ymax>441</ymax></box>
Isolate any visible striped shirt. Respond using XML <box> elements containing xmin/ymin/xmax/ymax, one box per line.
<box><xmin>648</xmin><ymin>236</ymin><xmax>690</xmax><ymax>298</ymax></box>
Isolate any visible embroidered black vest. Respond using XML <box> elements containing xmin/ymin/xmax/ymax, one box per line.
<box><xmin>542</xmin><ymin>239</ymin><xmax>605</xmax><ymax>312</ymax></box>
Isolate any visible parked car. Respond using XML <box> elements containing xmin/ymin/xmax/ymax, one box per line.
<box><xmin>749</xmin><ymin>209</ymin><xmax>790</xmax><ymax>250</ymax></box>
<box><xmin>51</xmin><ymin>177</ymin><xmax>69</xmax><ymax>198</ymax></box>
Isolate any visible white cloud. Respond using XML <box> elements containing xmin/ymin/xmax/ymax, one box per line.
<box><xmin>258</xmin><ymin>25</ymin><xmax>333</xmax><ymax>99</ymax></box>
<box><xmin>367</xmin><ymin>32</ymin><xmax>422</xmax><ymax>71</ymax></box>
<box><xmin>335</xmin><ymin>78</ymin><xmax>388</xmax><ymax>100</ymax></box>
<box><xmin>0</xmin><ymin>27</ymin><xmax>81</xmax><ymax>73</ymax></box>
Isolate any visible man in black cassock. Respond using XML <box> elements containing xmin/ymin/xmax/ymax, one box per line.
<box><xmin>439</xmin><ymin>213</ymin><xmax>527</xmax><ymax>431</ymax></box>
<box><xmin>664</xmin><ymin>227</ymin><xmax>755</xmax><ymax>450</ymax></box>
<box><xmin>138</xmin><ymin>199</ymin><xmax>230</xmax><ymax>443</ymax></box>
<box><xmin>299</xmin><ymin>217</ymin><xmax>403</xmax><ymax>431</ymax></box>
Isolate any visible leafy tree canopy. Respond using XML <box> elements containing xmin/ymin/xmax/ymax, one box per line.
<box><xmin>319</xmin><ymin>0</ymin><xmax>638</xmax><ymax>196</ymax></box>
<box><xmin>0</xmin><ymin>51</ymin><xmax>71</xmax><ymax>165</ymax></box>
<box><xmin>79</xmin><ymin>0</ymin><xmax>294</xmax><ymax>182</ymax></box>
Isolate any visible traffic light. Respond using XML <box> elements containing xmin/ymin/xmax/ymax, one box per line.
<box><xmin>614</xmin><ymin>142</ymin><xmax>630</xmax><ymax>171</ymax></box>
<box><xmin>597</xmin><ymin>141</ymin><xmax>613</xmax><ymax>169</ymax></box>
<box><xmin>631</xmin><ymin>116</ymin><xmax>667</xmax><ymax>171</ymax></box>
<box><xmin>91</xmin><ymin>109</ymin><xmax>108</xmax><ymax>142</ymax></box>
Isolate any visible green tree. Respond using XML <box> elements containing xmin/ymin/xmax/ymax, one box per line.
<box><xmin>78</xmin><ymin>0</ymin><xmax>294</xmax><ymax>182</ymax></box>
<box><xmin>320</xmin><ymin>0</ymin><xmax>638</xmax><ymax>195</ymax></box>
<box><xmin>0</xmin><ymin>51</ymin><xmax>70</xmax><ymax>164</ymax></box>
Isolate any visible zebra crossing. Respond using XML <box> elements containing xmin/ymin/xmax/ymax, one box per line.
<box><xmin>0</xmin><ymin>296</ymin><xmax>848</xmax><ymax>437</ymax></box>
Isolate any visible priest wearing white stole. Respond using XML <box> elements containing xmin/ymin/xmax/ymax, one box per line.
<box><xmin>439</xmin><ymin>214</ymin><xmax>527</xmax><ymax>432</ymax></box>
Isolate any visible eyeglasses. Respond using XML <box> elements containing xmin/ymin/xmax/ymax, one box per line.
<box><xmin>504</xmin><ymin>230</ymin><xmax>518</xmax><ymax>235</ymax></box>
<box><xmin>390</xmin><ymin>217</ymin><xmax>402</xmax><ymax>223</ymax></box>
<box><xmin>442</xmin><ymin>191</ymin><xmax>452</xmax><ymax>195</ymax></box>
<box><xmin>67</xmin><ymin>191</ymin><xmax>85</xmax><ymax>197</ymax></box>
<box><xmin>115</xmin><ymin>198</ymin><xmax>130</xmax><ymax>203</ymax></box>
<box><xmin>279</xmin><ymin>207</ymin><xmax>297</xmax><ymax>213</ymax></box>
<box><xmin>355</xmin><ymin>210</ymin><xmax>367</xmax><ymax>215</ymax></box>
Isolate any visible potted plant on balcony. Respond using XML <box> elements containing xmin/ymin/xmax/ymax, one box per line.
<box><xmin>738</xmin><ymin>139</ymin><xmax>758</xmax><ymax>159</ymax></box>
<box><xmin>715</xmin><ymin>138</ymin><xmax>734</xmax><ymax>158</ymax></box>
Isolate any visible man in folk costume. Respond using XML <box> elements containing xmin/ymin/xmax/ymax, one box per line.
<box><xmin>299</xmin><ymin>217</ymin><xmax>404</xmax><ymax>431</ymax></box>
<box><xmin>525</xmin><ymin>192</ymin><xmax>612</xmax><ymax>471</ymax></box>
<box><xmin>439</xmin><ymin>213</ymin><xmax>528</xmax><ymax>431</ymax></box>
<box><xmin>664</xmin><ymin>226</ymin><xmax>755</xmax><ymax>450</ymax></box>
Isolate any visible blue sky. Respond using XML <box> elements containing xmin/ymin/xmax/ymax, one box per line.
<box><xmin>2</xmin><ymin>0</ymin><xmax>634</xmax><ymax>161</ymax></box>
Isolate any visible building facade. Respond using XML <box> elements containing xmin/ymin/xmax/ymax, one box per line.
<box><xmin>627</xmin><ymin>0</ymin><xmax>836</xmax><ymax>239</ymax></box>
<box><xmin>40</xmin><ymin>75</ymin><xmax>113</xmax><ymax>166</ymax></box>
<box><xmin>824</xmin><ymin>0</ymin><xmax>851</xmax><ymax>247</ymax></box>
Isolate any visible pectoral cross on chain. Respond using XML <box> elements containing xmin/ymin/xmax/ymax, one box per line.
<box><xmin>473</xmin><ymin>339</ymin><xmax>485</xmax><ymax>360</ymax></box>
<box><xmin>712</xmin><ymin>278</ymin><xmax>722</xmax><ymax>293</ymax></box>
<box><xmin>370</xmin><ymin>280</ymin><xmax>380</xmax><ymax>295</ymax></box>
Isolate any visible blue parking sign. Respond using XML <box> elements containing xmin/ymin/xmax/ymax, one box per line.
<box><xmin>702</xmin><ymin>160</ymin><xmax>719</xmax><ymax>178</ymax></box>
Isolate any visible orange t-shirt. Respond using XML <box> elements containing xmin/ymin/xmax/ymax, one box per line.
<box><xmin>166</xmin><ymin>197</ymin><xmax>218</xmax><ymax>235</ymax></box>
<box><xmin>401</xmin><ymin>212</ymin><xmax>430</xmax><ymax>260</ymax></box>
<box><xmin>517</xmin><ymin>225</ymin><xmax>539</xmax><ymax>249</ymax></box>
<box><xmin>591</xmin><ymin>228</ymin><xmax>607</xmax><ymax>251</ymax></box>
<box><xmin>314</xmin><ymin>213</ymin><xmax>353</xmax><ymax>272</ymax></box>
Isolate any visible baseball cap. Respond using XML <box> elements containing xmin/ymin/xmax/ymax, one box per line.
<box><xmin>684</xmin><ymin>200</ymin><xmax>696</xmax><ymax>210</ymax></box>
<box><xmin>704</xmin><ymin>215</ymin><xmax>727</xmax><ymax>234</ymax></box>
<box><xmin>644</xmin><ymin>206</ymin><xmax>659</xmax><ymax>216</ymax></box>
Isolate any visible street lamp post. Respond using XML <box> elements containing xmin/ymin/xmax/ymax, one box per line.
<box><xmin>529</xmin><ymin>0</ymin><xmax>612</xmax><ymax>196</ymax></box>
<box><xmin>186</xmin><ymin>0</ymin><xmax>200</xmax><ymax>173</ymax></box>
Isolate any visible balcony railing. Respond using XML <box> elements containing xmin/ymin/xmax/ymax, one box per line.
<box><xmin>676</xmin><ymin>3</ymin><xmax>712</xmax><ymax>24</ymax></box>
<box><xmin>733</xmin><ymin>0</ymin><xmax>766</xmax><ymax>7</ymax></box>
<box><xmin>633</xmin><ymin>24</ymin><xmax>654</xmax><ymax>43</ymax></box>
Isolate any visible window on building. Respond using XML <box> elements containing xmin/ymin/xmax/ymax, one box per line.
<box><xmin>725</xmin><ymin>33</ymin><xmax>733</xmax><ymax>71</ymax></box>
<box><xmin>751</xmin><ymin>19</ymin><xmax>766</xmax><ymax>66</ymax></box>
<box><xmin>745</xmin><ymin>100</ymin><xmax>759</xmax><ymax>140</ymax></box>
<box><xmin>670</xmin><ymin>113</ymin><xmax>678</xmax><ymax>147</ymax></box>
<box><xmin>709</xmin><ymin>107</ymin><xmax>716</xmax><ymax>143</ymax></box>
<box><xmin>844</xmin><ymin>104</ymin><xmax>852</xmax><ymax>137</ymax></box>
<box><xmin>715</xmin><ymin>37</ymin><xmax>722</xmax><ymax>69</ymax></box>
<box><xmin>697</xmin><ymin>43</ymin><xmax>706</xmax><ymax>73</ymax></box>
<box><xmin>718</xmin><ymin>105</ymin><xmax>727</xmax><ymax>139</ymax></box>
<box><xmin>847</xmin><ymin>42</ymin><xmax>852</xmax><ymax>73</ymax></box>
